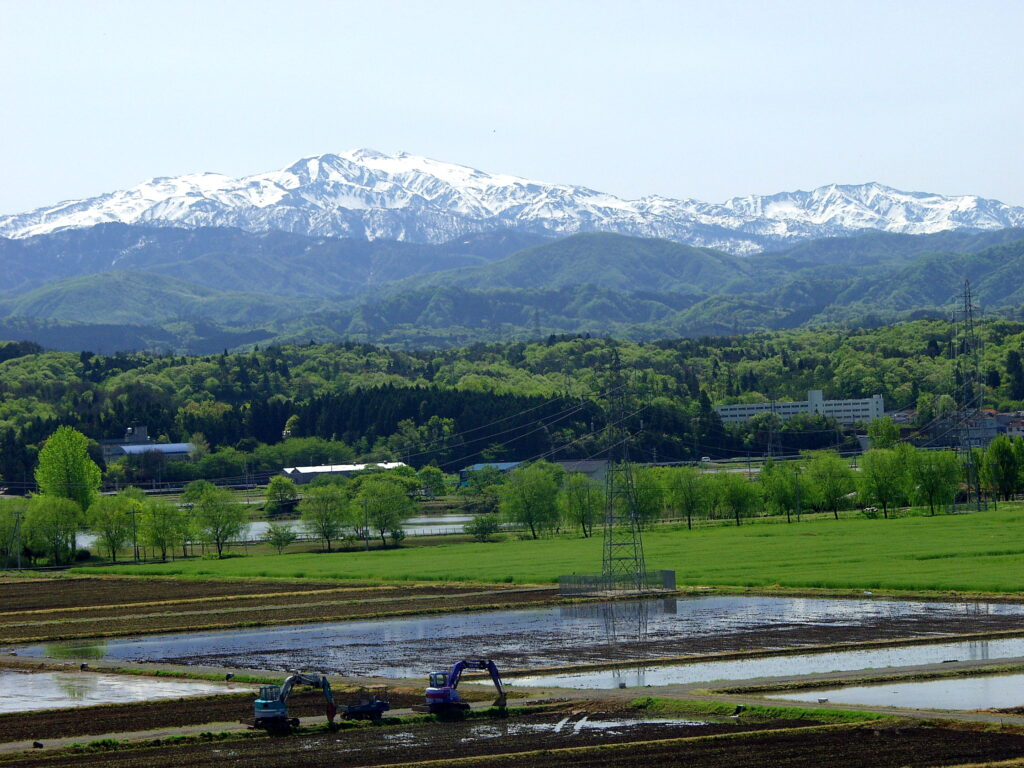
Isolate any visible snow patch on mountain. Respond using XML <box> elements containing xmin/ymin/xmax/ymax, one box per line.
<box><xmin>2</xmin><ymin>151</ymin><xmax>1022</xmax><ymax>254</ymax></box>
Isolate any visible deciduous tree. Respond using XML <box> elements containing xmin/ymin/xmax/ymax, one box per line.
<box><xmin>499</xmin><ymin>464</ymin><xmax>558</xmax><ymax>539</ymax></box>
<box><xmin>806</xmin><ymin>451</ymin><xmax>855</xmax><ymax>520</ymax></box>
<box><xmin>140</xmin><ymin>498</ymin><xmax>187</xmax><ymax>561</ymax></box>
<box><xmin>859</xmin><ymin>449</ymin><xmax>907</xmax><ymax>519</ymax></box>
<box><xmin>263</xmin><ymin>522</ymin><xmax>299</xmax><ymax>554</ymax></box>
<box><xmin>299</xmin><ymin>485</ymin><xmax>349</xmax><ymax>552</ymax></box>
<box><xmin>265</xmin><ymin>475</ymin><xmax>299</xmax><ymax>517</ymax></box>
<box><xmin>87</xmin><ymin>495</ymin><xmax>133</xmax><ymax>562</ymax></box>
<box><xmin>35</xmin><ymin>427</ymin><xmax>101</xmax><ymax>512</ymax></box>
<box><xmin>357</xmin><ymin>476</ymin><xmax>415</xmax><ymax>548</ymax></box>
<box><xmin>558</xmin><ymin>472</ymin><xmax>602</xmax><ymax>537</ymax></box>
<box><xmin>193</xmin><ymin>485</ymin><xmax>246</xmax><ymax>558</ymax></box>
<box><xmin>24</xmin><ymin>495</ymin><xmax>81</xmax><ymax>565</ymax></box>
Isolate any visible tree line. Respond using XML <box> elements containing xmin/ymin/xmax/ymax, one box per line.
<box><xmin>465</xmin><ymin>432</ymin><xmax>1024</xmax><ymax>539</ymax></box>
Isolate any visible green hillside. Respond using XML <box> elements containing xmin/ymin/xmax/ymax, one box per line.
<box><xmin>402</xmin><ymin>232</ymin><xmax>749</xmax><ymax>293</ymax></box>
<box><xmin>0</xmin><ymin>271</ymin><xmax>316</xmax><ymax>325</ymax></box>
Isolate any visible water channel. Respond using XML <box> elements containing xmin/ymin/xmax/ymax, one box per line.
<box><xmin>22</xmin><ymin>595</ymin><xmax>1024</xmax><ymax>680</ymax></box>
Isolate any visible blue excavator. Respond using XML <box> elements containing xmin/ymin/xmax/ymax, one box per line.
<box><xmin>252</xmin><ymin>673</ymin><xmax>337</xmax><ymax>730</ymax></box>
<box><xmin>424</xmin><ymin>658</ymin><xmax>506</xmax><ymax>716</ymax></box>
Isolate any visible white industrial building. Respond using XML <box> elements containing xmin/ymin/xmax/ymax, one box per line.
<box><xmin>714</xmin><ymin>389</ymin><xmax>885</xmax><ymax>425</ymax></box>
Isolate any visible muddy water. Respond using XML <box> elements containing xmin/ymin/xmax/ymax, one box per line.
<box><xmin>776</xmin><ymin>673</ymin><xmax>1024</xmax><ymax>710</ymax></box>
<box><xmin>507</xmin><ymin>636</ymin><xmax>1024</xmax><ymax>689</ymax></box>
<box><xmin>0</xmin><ymin>669</ymin><xmax>241</xmax><ymax>714</ymax></box>
<box><xmin>22</xmin><ymin>595</ymin><xmax>1024</xmax><ymax>678</ymax></box>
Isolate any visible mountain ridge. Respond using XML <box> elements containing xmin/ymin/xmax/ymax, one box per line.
<box><xmin>4</xmin><ymin>150</ymin><xmax>1022</xmax><ymax>254</ymax></box>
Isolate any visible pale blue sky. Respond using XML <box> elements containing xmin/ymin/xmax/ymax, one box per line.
<box><xmin>2</xmin><ymin>0</ymin><xmax>1022</xmax><ymax>213</ymax></box>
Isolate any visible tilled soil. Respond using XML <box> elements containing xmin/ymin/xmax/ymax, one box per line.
<box><xmin>5</xmin><ymin>715</ymin><xmax>1024</xmax><ymax>768</ymax></box>
<box><xmin>0</xmin><ymin>689</ymin><xmax>426</xmax><ymax>743</ymax></box>
<box><xmin>0</xmin><ymin>578</ymin><xmax>356</xmax><ymax>612</ymax></box>
<box><xmin>0</xmin><ymin>579</ymin><xmax>556</xmax><ymax>644</ymax></box>
<box><xmin>0</xmin><ymin>709</ymin><xmax>820</xmax><ymax>767</ymax></box>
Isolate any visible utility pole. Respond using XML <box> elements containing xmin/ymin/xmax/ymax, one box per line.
<box><xmin>10</xmin><ymin>505</ymin><xmax>22</xmax><ymax>570</ymax></box>
<box><xmin>795</xmin><ymin>465</ymin><xmax>802</xmax><ymax>523</ymax></box>
<box><xmin>362</xmin><ymin>498</ymin><xmax>370</xmax><ymax>551</ymax></box>
<box><xmin>131</xmin><ymin>506</ymin><xmax>139</xmax><ymax>562</ymax></box>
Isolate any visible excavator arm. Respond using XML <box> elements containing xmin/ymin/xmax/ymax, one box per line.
<box><xmin>445</xmin><ymin>658</ymin><xmax>506</xmax><ymax>708</ymax></box>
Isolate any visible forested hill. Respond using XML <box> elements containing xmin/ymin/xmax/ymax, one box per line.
<box><xmin>2</xmin><ymin>226</ymin><xmax>1024</xmax><ymax>352</ymax></box>
<box><xmin>2</xmin><ymin>319</ymin><xmax>1024</xmax><ymax>489</ymax></box>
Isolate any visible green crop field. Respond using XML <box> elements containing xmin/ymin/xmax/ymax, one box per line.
<box><xmin>81</xmin><ymin>504</ymin><xmax>1024</xmax><ymax>594</ymax></box>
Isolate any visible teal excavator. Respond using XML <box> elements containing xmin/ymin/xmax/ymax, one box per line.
<box><xmin>252</xmin><ymin>673</ymin><xmax>336</xmax><ymax>730</ymax></box>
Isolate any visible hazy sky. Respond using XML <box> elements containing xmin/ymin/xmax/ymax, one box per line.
<box><xmin>2</xmin><ymin>0</ymin><xmax>1022</xmax><ymax>213</ymax></box>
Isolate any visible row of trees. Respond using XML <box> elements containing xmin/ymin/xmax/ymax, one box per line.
<box><xmin>0</xmin><ymin>471</ymin><xmax>249</xmax><ymax>565</ymax></box>
<box><xmin>278</xmin><ymin>473</ymin><xmax>416</xmax><ymax>552</ymax></box>
<box><xmin>1</xmin><ymin>426</ymin><xmax>423</xmax><ymax>565</ymax></box>
<box><xmin>475</xmin><ymin>436</ymin><xmax>1024</xmax><ymax>539</ymax></box>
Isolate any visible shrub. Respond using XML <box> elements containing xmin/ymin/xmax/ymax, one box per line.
<box><xmin>465</xmin><ymin>514</ymin><xmax>501</xmax><ymax>542</ymax></box>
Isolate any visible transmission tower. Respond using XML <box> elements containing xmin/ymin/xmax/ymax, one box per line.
<box><xmin>953</xmin><ymin>280</ymin><xmax>983</xmax><ymax>508</ymax></box>
<box><xmin>601</xmin><ymin>387</ymin><xmax>648</xmax><ymax>593</ymax></box>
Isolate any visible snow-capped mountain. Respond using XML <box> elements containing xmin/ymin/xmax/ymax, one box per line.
<box><xmin>2</xmin><ymin>149</ymin><xmax>1022</xmax><ymax>254</ymax></box>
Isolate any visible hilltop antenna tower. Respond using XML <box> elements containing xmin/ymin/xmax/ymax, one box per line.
<box><xmin>953</xmin><ymin>280</ymin><xmax>983</xmax><ymax>507</ymax></box>
<box><xmin>601</xmin><ymin>378</ymin><xmax>648</xmax><ymax>593</ymax></box>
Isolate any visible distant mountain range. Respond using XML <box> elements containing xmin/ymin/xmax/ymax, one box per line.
<box><xmin>3</xmin><ymin>150</ymin><xmax>1023</xmax><ymax>254</ymax></box>
<box><xmin>2</xmin><ymin>223</ymin><xmax>1024</xmax><ymax>353</ymax></box>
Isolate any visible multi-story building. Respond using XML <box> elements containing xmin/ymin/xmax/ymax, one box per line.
<box><xmin>714</xmin><ymin>389</ymin><xmax>885</xmax><ymax>426</ymax></box>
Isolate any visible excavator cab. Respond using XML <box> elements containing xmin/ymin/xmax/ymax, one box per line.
<box><xmin>424</xmin><ymin>659</ymin><xmax>505</xmax><ymax>716</ymax></box>
<box><xmin>429</xmin><ymin>672</ymin><xmax>450</xmax><ymax>688</ymax></box>
<box><xmin>253</xmin><ymin>685</ymin><xmax>289</xmax><ymax>726</ymax></box>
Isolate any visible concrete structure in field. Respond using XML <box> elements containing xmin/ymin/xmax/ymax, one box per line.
<box><xmin>714</xmin><ymin>389</ymin><xmax>885</xmax><ymax>426</ymax></box>
<box><xmin>282</xmin><ymin>461</ymin><xmax>408</xmax><ymax>484</ymax></box>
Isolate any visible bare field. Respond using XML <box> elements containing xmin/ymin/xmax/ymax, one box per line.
<box><xmin>0</xmin><ymin>577</ymin><xmax>558</xmax><ymax>644</ymax></box>
<box><xmin>0</xmin><ymin>577</ymin><xmax>357</xmax><ymax>611</ymax></box>
<box><xmin>0</xmin><ymin>688</ymin><xmax>430</xmax><ymax>744</ymax></box>
<box><xmin>3</xmin><ymin>713</ymin><xmax>1024</xmax><ymax>768</ymax></box>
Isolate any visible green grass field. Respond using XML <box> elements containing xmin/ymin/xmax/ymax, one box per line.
<box><xmin>80</xmin><ymin>504</ymin><xmax>1024</xmax><ymax>593</ymax></box>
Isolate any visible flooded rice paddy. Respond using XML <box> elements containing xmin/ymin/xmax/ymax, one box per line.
<box><xmin>0</xmin><ymin>668</ymin><xmax>241</xmax><ymax>714</ymax></box>
<box><xmin>506</xmin><ymin>636</ymin><xmax>1024</xmax><ymax>689</ymax></box>
<box><xmin>776</xmin><ymin>673</ymin><xmax>1024</xmax><ymax>711</ymax></box>
<box><xmin>24</xmin><ymin>595</ymin><xmax>1024</xmax><ymax>679</ymax></box>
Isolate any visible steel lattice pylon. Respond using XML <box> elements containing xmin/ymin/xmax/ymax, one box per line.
<box><xmin>953</xmin><ymin>280</ymin><xmax>983</xmax><ymax>507</ymax></box>
<box><xmin>601</xmin><ymin>459</ymin><xmax>648</xmax><ymax>592</ymax></box>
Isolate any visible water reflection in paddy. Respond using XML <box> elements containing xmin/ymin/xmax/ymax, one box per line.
<box><xmin>0</xmin><ymin>669</ymin><xmax>240</xmax><ymax>714</ymax></box>
<box><xmin>776</xmin><ymin>673</ymin><xmax>1024</xmax><ymax>710</ymax></box>
<box><xmin>21</xmin><ymin>595</ymin><xmax>1024</xmax><ymax>679</ymax></box>
<box><xmin>506</xmin><ymin>637</ymin><xmax>1024</xmax><ymax>689</ymax></box>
